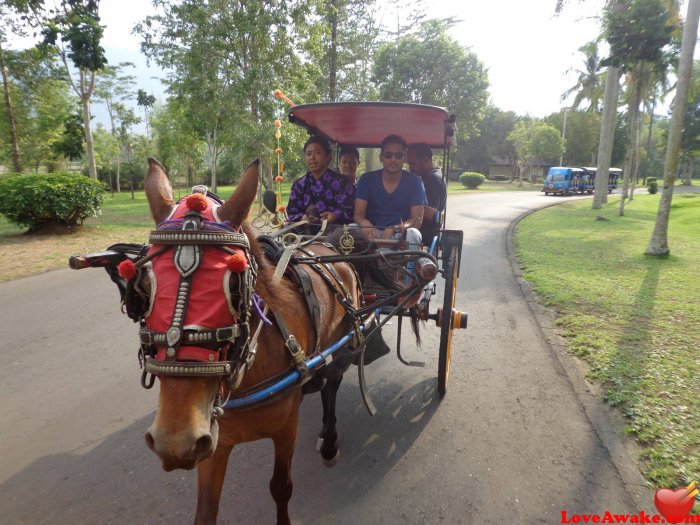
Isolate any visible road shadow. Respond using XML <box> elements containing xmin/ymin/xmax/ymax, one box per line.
<box><xmin>0</xmin><ymin>377</ymin><xmax>440</xmax><ymax>524</ymax></box>
<box><xmin>565</xmin><ymin>261</ymin><xmax>661</xmax><ymax>514</ymax></box>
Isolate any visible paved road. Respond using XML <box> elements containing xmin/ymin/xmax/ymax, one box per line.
<box><xmin>0</xmin><ymin>191</ymin><xmax>653</xmax><ymax>524</ymax></box>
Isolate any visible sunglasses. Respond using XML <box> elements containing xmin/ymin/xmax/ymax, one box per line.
<box><xmin>381</xmin><ymin>151</ymin><xmax>404</xmax><ymax>160</ymax></box>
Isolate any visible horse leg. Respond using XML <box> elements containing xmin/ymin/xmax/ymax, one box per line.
<box><xmin>318</xmin><ymin>374</ymin><xmax>343</xmax><ymax>466</ymax></box>
<box><xmin>194</xmin><ymin>443</ymin><xmax>234</xmax><ymax>525</ymax></box>
<box><xmin>270</xmin><ymin>423</ymin><xmax>298</xmax><ymax>525</ymax></box>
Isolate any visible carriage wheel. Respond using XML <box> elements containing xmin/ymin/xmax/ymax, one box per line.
<box><xmin>438</xmin><ymin>245</ymin><xmax>459</xmax><ymax>397</ymax></box>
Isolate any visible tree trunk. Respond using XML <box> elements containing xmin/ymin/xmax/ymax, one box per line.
<box><xmin>207</xmin><ymin>128</ymin><xmax>218</xmax><ymax>194</ymax></box>
<box><xmin>0</xmin><ymin>43</ymin><xmax>22</xmax><ymax>173</ymax></box>
<box><xmin>329</xmin><ymin>0</ymin><xmax>338</xmax><ymax>101</ymax></box>
<box><xmin>629</xmin><ymin>103</ymin><xmax>645</xmax><ymax>201</ymax></box>
<box><xmin>645</xmin><ymin>99</ymin><xmax>656</xmax><ymax>180</ymax></box>
<box><xmin>646</xmin><ymin>0</ymin><xmax>700</xmax><ymax>255</ymax></box>
<box><xmin>593</xmin><ymin>66</ymin><xmax>620</xmax><ymax>209</ymax></box>
<box><xmin>619</xmin><ymin>73</ymin><xmax>642</xmax><ymax>216</ymax></box>
<box><xmin>115</xmin><ymin>155</ymin><xmax>121</xmax><ymax>192</ymax></box>
<box><xmin>682</xmin><ymin>156</ymin><xmax>694</xmax><ymax>185</ymax></box>
<box><xmin>80</xmin><ymin>70</ymin><xmax>98</xmax><ymax>179</ymax></box>
<box><xmin>517</xmin><ymin>162</ymin><xmax>527</xmax><ymax>187</ymax></box>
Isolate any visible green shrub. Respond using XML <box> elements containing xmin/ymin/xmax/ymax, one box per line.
<box><xmin>647</xmin><ymin>177</ymin><xmax>659</xmax><ymax>194</ymax></box>
<box><xmin>0</xmin><ymin>172</ymin><xmax>105</xmax><ymax>232</ymax></box>
<box><xmin>459</xmin><ymin>171</ymin><xmax>485</xmax><ymax>189</ymax></box>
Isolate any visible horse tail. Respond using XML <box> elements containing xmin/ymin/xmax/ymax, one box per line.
<box><xmin>408</xmin><ymin>306</ymin><xmax>422</xmax><ymax>346</ymax></box>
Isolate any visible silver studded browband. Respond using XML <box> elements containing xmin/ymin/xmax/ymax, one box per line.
<box><xmin>149</xmin><ymin>230</ymin><xmax>249</xmax><ymax>247</ymax></box>
<box><xmin>144</xmin><ymin>358</ymin><xmax>233</xmax><ymax>377</ymax></box>
<box><xmin>140</xmin><ymin>325</ymin><xmax>241</xmax><ymax>346</ymax></box>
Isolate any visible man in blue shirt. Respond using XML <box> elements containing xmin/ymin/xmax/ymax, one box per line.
<box><xmin>354</xmin><ymin>135</ymin><xmax>427</xmax><ymax>248</ymax></box>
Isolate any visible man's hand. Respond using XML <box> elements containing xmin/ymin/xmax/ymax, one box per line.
<box><xmin>380</xmin><ymin>227</ymin><xmax>395</xmax><ymax>240</ymax></box>
<box><xmin>319</xmin><ymin>211</ymin><xmax>336</xmax><ymax>223</ymax></box>
<box><xmin>357</xmin><ymin>219</ymin><xmax>375</xmax><ymax>239</ymax></box>
<box><xmin>303</xmin><ymin>205</ymin><xmax>319</xmax><ymax>223</ymax></box>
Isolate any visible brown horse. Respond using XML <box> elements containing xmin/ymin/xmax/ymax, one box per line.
<box><xmin>140</xmin><ymin>158</ymin><xmax>362</xmax><ymax>524</ymax></box>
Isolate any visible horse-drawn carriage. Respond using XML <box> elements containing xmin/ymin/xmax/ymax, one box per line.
<box><xmin>69</xmin><ymin>101</ymin><xmax>467</xmax><ymax>524</ymax></box>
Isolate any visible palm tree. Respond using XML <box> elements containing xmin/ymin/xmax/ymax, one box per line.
<box><xmin>562</xmin><ymin>41</ymin><xmax>606</xmax><ymax>112</ymax></box>
<box><xmin>602</xmin><ymin>0</ymin><xmax>678</xmax><ymax>215</ymax></box>
<box><xmin>646</xmin><ymin>0</ymin><xmax>700</xmax><ymax>255</ymax></box>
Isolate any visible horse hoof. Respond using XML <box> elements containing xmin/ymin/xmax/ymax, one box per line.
<box><xmin>322</xmin><ymin>448</ymin><xmax>340</xmax><ymax>468</ymax></box>
<box><xmin>316</xmin><ymin>437</ymin><xmax>323</xmax><ymax>452</ymax></box>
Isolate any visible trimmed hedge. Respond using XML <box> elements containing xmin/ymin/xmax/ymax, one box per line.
<box><xmin>646</xmin><ymin>177</ymin><xmax>659</xmax><ymax>194</ymax></box>
<box><xmin>0</xmin><ymin>172</ymin><xmax>105</xmax><ymax>232</ymax></box>
<box><xmin>459</xmin><ymin>171</ymin><xmax>486</xmax><ymax>189</ymax></box>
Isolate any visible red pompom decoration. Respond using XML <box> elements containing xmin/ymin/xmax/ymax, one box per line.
<box><xmin>225</xmin><ymin>252</ymin><xmax>248</xmax><ymax>273</ymax></box>
<box><xmin>185</xmin><ymin>193</ymin><xmax>209</xmax><ymax>212</ymax></box>
<box><xmin>118</xmin><ymin>259</ymin><xmax>137</xmax><ymax>280</ymax></box>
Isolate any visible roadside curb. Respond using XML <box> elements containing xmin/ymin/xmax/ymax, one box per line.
<box><xmin>505</xmin><ymin>202</ymin><xmax>655</xmax><ymax>513</ymax></box>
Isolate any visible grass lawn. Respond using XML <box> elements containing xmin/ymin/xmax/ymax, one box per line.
<box><xmin>0</xmin><ymin>183</ymin><xmax>266</xmax><ymax>282</ymax></box>
<box><xmin>447</xmin><ymin>179</ymin><xmax>543</xmax><ymax>194</ymax></box>
<box><xmin>0</xmin><ymin>177</ymin><xmax>528</xmax><ymax>281</ymax></box>
<box><xmin>515</xmin><ymin>193</ymin><xmax>700</xmax><ymax>489</ymax></box>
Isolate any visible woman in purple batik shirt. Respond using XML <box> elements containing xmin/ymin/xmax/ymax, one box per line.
<box><xmin>285</xmin><ymin>136</ymin><xmax>355</xmax><ymax>227</ymax></box>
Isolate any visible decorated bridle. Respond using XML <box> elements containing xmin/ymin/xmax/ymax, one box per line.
<box><xmin>118</xmin><ymin>186</ymin><xmax>259</xmax><ymax>393</ymax></box>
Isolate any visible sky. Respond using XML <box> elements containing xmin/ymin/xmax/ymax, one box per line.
<box><xmin>10</xmin><ymin>0</ymin><xmax>688</xmax><ymax>123</ymax></box>
<box><xmin>91</xmin><ymin>0</ymin><xmax>609</xmax><ymax>118</ymax></box>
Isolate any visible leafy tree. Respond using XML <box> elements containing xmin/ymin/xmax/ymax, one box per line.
<box><xmin>136</xmin><ymin>0</ymin><xmax>309</xmax><ymax>193</ymax></box>
<box><xmin>136</xmin><ymin>88</ymin><xmax>156</xmax><ymax>139</ymax></box>
<box><xmin>383</xmin><ymin>0</ymin><xmax>429</xmax><ymax>38</ymax></box>
<box><xmin>94</xmin><ymin>62</ymin><xmax>138</xmax><ymax>191</ymax></box>
<box><xmin>647</xmin><ymin>0</ymin><xmax>700</xmax><ymax>255</ymax></box>
<box><xmin>546</xmin><ymin>109</ymin><xmax>602</xmax><ymax>166</ymax></box>
<box><xmin>92</xmin><ymin>125</ymin><xmax>120</xmax><ymax>188</ymax></box>
<box><xmin>562</xmin><ymin>41</ymin><xmax>606</xmax><ymax>112</ymax></box>
<box><xmin>461</xmin><ymin>106</ymin><xmax>518</xmax><ymax>176</ymax></box>
<box><xmin>373</xmin><ymin>19</ymin><xmax>489</xmax><ymax>140</ymax></box>
<box><xmin>150</xmin><ymin>98</ymin><xmax>203</xmax><ymax>188</ymax></box>
<box><xmin>0</xmin><ymin>47</ymin><xmax>74</xmax><ymax>171</ymax></box>
<box><xmin>0</xmin><ymin>0</ymin><xmax>44</xmax><ymax>172</ymax></box>
<box><xmin>678</xmin><ymin>61</ymin><xmax>700</xmax><ymax>185</ymax></box>
<box><xmin>304</xmin><ymin>0</ymin><xmax>379</xmax><ymax>101</ymax></box>
<box><xmin>509</xmin><ymin>121</ymin><xmax>564</xmax><ymax>186</ymax></box>
<box><xmin>602</xmin><ymin>0</ymin><xmax>678</xmax><ymax>215</ymax></box>
<box><xmin>52</xmin><ymin>110</ymin><xmax>85</xmax><ymax>161</ymax></box>
<box><xmin>41</xmin><ymin>0</ymin><xmax>108</xmax><ymax>180</ymax></box>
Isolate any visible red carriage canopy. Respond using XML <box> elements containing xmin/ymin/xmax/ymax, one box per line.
<box><xmin>287</xmin><ymin>102</ymin><xmax>453</xmax><ymax>149</ymax></box>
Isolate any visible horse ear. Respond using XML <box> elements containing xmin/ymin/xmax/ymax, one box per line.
<box><xmin>218</xmin><ymin>159</ymin><xmax>260</xmax><ymax>228</ymax></box>
<box><xmin>144</xmin><ymin>157</ymin><xmax>174</xmax><ymax>224</ymax></box>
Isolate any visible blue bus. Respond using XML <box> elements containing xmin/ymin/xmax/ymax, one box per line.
<box><xmin>543</xmin><ymin>166</ymin><xmax>622</xmax><ymax>196</ymax></box>
<box><xmin>584</xmin><ymin>167</ymin><xmax>621</xmax><ymax>193</ymax></box>
<box><xmin>542</xmin><ymin>167</ymin><xmax>584</xmax><ymax>196</ymax></box>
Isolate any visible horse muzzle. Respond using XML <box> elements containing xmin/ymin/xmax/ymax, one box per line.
<box><xmin>145</xmin><ymin>419</ymin><xmax>220</xmax><ymax>471</ymax></box>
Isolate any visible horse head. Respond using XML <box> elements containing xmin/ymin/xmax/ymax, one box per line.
<box><xmin>141</xmin><ymin>158</ymin><xmax>259</xmax><ymax>471</ymax></box>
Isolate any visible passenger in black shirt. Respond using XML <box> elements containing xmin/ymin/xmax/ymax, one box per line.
<box><xmin>406</xmin><ymin>143</ymin><xmax>446</xmax><ymax>211</ymax></box>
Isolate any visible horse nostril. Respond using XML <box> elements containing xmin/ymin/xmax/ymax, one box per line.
<box><xmin>144</xmin><ymin>431</ymin><xmax>156</xmax><ymax>452</ymax></box>
<box><xmin>193</xmin><ymin>434</ymin><xmax>213</xmax><ymax>458</ymax></box>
